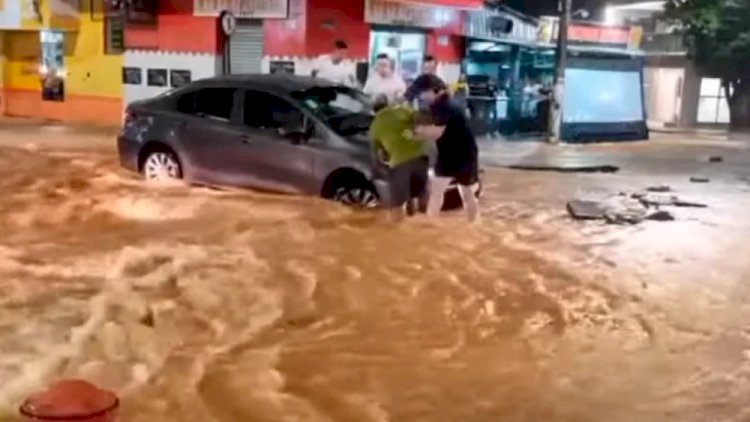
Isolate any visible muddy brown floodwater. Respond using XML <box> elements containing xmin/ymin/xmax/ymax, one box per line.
<box><xmin>1</xmin><ymin>128</ymin><xmax>750</xmax><ymax>422</ymax></box>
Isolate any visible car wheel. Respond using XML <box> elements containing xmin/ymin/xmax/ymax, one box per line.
<box><xmin>142</xmin><ymin>150</ymin><xmax>182</xmax><ymax>181</ymax></box>
<box><xmin>333</xmin><ymin>185</ymin><xmax>380</xmax><ymax>209</ymax></box>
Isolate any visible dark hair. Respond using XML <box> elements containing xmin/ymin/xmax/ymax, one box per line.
<box><xmin>409</xmin><ymin>74</ymin><xmax>447</xmax><ymax>95</ymax></box>
<box><xmin>376</xmin><ymin>53</ymin><xmax>389</xmax><ymax>60</ymax></box>
<box><xmin>334</xmin><ymin>40</ymin><xmax>348</xmax><ymax>49</ymax></box>
<box><xmin>372</xmin><ymin>94</ymin><xmax>389</xmax><ymax>112</ymax></box>
<box><xmin>423</xmin><ymin>55</ymin><xmax>436</xmax><ymax>63</ymax></box>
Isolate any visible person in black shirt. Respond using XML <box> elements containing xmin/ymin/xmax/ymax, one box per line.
<box><xmin>411</xmin><ymin>74</ymin><xmax>480</xmax><ymax>222</ymax></box>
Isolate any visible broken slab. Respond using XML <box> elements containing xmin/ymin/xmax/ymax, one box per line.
<box><xmin>673</xmin><ymin>200</ymin><xmax>708</xmax><ymax>208</ymax></box>
<box><xmin>646</xmin><ymin>185</ymin><xmax>672</xmax><ymax>193</ymax></box>
<box><xmin>637</xmin><ymin>192</ymin><xmax>679</xmax><ymax>206</ymax></box>
<box><xmin>567</xmin><ymin>200</ymin><xmax>608</xmax><ymax>220</ymax></box>
<box><xmin>645</xmin><ymin>210</ymin><xmax>675</xmax><ymax>221</ymax></box>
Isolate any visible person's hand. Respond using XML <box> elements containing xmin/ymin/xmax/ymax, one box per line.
<box><xmin>415</xmin><ymin>125</ymin><xmax>443</xmax><ymax>141</ymax></box>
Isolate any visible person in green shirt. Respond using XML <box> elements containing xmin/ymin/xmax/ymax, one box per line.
<box><xmin>369</xmin><ymin>95</ymin><xmax>429</xmax><ymax>218</ymax></box>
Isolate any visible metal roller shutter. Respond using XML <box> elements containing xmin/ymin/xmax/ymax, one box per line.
<box><xmin>229</xmin><ymin>20</ymin><xmax>264</xmax><ymax>74</ymax></box>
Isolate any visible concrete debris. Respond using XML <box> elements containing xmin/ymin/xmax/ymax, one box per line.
<box><xmin>646</xmin><ymin>185</ymin><xmax>672</xmax><ymax>193</ymax></box>
<box><xmin>645</xmin><ymin>210</ymin><xmax>675</xmax><ymax>221</ymax></box>
<box><xmin>637</xmin><ymin>192</ymin><xmax>679</xmax><ymax>206</ymax></box>
<box><xmin>568</xmin><ymin>186</ymin><xmax>707</xmax><ymax>224</ymax></box>
<box><xmin>673</xmin><ymin>200</ymin><xmax>708</xmax><ymax>208</ymax></box>
<box><xmin>690</xmin><ymin>177</ymin><xmax>710</xmax><ymax>183</ymax></box>
<box><xmin>566</xmin><ymin>200</ymin><xmax>608</xmax><ymax>220</ymax></box>
<box><xmin>602</xmin><ymin>195</ymin><xmax>648</xmax><ymax>225</ymax></box>
<box><xmin>509</xmin><ymin>164</ymin><xmax>619</xmax><ymax>173</ymax></box>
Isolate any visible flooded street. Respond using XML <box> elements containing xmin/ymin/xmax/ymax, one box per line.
<box><xmin>1</xmin><ymin>124</ymin><xmax>750</xmax><ymax>421</ymax></box>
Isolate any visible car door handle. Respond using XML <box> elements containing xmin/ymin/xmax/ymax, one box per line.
<box><xmin>240</xmin><ymin>135</ymin><xmax>252</xmax><ymax>144</ymax></box>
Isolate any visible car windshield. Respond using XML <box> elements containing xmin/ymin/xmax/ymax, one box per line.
<box><xmin>293</xmin><ymin>87</ymin><xmax>373</xmax><ymax>136</ymax></box>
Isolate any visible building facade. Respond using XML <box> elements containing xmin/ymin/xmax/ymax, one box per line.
<box><xmin>120</xmin><ymin>0</ymin><xmax>482</xmax><ymax>106</ymax></box>
<box><xmin>608</xmin><ymin>1</ymin><xmax>729</xmax><ymax>129</ymax></box>
<box><xmin>0</xmin><ymin>0</ymin><xmax>124</xmax><ymax>124</ymax></box>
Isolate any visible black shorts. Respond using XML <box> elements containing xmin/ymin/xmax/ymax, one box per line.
<box><xmin>435</xmin><ymin>160</ymin><xmax>479</xmax><ymax>186</ymax></box>
<box><xmin>388</xmin><ymin>156</ymin><xmax>429</xmax><ymax>207</ymax></box>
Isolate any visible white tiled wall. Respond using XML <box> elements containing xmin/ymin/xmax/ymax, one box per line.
<box><xmin>123</xmin><ymin>50</ymin><xmax>222</xmax><ymax>105</ymax></box>
<box><xmin>122</xmin><ymin>51</ymin><xmax>462</xmax><ymax>106</ymax></box>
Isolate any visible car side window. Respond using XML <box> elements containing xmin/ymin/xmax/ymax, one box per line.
<box><xmin>243</xmin><ymin>91</ymin><xmax>302</xmax><ymax>130</ymax></box>
<box><xmin>177</xmin><ymin>88</ymin><xmax>236</xmax><ymax>122</ymax></box>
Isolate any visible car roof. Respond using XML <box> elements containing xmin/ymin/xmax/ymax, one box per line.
<box><xmin>193</xmin><ymin>73</ymin><xmax>337</xmax><ymax>94</ymax></box>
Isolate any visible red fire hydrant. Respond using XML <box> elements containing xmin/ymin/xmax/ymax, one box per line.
<box><xmin>19</xmin><ymin>379</ymin><xmax>119</xmax><ymax>421</ymax></box>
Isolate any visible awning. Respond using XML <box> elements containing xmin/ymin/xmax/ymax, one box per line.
<box><xmin>388</xmin><ymin>0</ymin><xmax>484</xmax><ymax>10</ymax></box>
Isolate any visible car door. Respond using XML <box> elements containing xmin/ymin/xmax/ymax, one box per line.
<box><xmin>231</xmin><ymin>89</ymin><xmax>319</xmax><ymax>194</ymax></box>
<box><xmin>174</xmin><ymin>87</ymin><xmax>260</xmax><ymax>186</ymax></box>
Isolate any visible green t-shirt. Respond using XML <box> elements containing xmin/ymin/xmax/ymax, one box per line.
<box><xmin>369</xmin><ymin>105</ymin><xmax>425</xmax><ymax>167</ymax></box>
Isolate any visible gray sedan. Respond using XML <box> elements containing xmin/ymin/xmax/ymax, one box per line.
<box><xmin>117</xmin><ymin>74</ymin><xmax>479</xmax><ymax>209</ymax></box>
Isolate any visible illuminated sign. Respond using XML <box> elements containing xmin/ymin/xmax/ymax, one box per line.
<box><xmin>365</xmin><ymin>0</ymin><xmax>460</xmax><ymax>30</ymax></box>
<box><xmin>538</xmin><ymin>16</ymin><xmax>643</xmax><ymax>49</ymax></box>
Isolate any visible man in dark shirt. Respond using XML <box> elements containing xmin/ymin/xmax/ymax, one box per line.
<box><xmin>411</xmin><ymin>74</ymin><xmax>480</xmax><ymax>222</ymax></box>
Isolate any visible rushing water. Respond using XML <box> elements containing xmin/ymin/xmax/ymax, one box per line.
<box><xmin>1</xmin><ymin>138</ymin><xmax>750</xmax><ymax>422</ymax></box>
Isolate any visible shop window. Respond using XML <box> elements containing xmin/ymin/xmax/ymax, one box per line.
<box><xmin>104</xmin><ymin>13</ymin><xmax>125</xmax><ymax>55</ymax></box>
<box><xmin>147</xmin><ymin>69</ymin><xmax>168</xmax><ymax>87</ymax></box>
<box><xmin>123</xmin><ymin>67</ymin><xmax>142</xmax><ymax>85</ymax></box>
<box><xmin>170</xmin><ymin>70</ymin><xmax>192</xmax><ymax>88</ymax></box>
<box><xmin>40</xmin><ymin>30</ymin><xmax>65</xmax><ymax>102</ymax></box>
<box><xmin>697</xmin><ymin>78</ymin><xmax>730</xmax><ymax>124</ymax></box>
<box><xmin>177</xmin><ymin>88</ymin><xmax>236</xmax><ymax>122</ymax></box>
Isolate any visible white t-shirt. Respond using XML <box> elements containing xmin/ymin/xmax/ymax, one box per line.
<box><xmin>312</xmin><ymin>55</ymin><xmax>357</xmax><ymax>87</ymax></box>
<box><xmin>363</xmin><ymin>74</ymin><xmax>407</xmax><ymax>103</ymax></box>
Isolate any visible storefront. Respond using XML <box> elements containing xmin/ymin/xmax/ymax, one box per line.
<box><xmin>1</xmin><ymin>0</ymin><xmax>124</xmax><ymax>124</ymax></box>
<box><xmin>364</xmin><ymin>0</ymin><xmax>472</xmax><ymax>85</ymax></box>
<box><xmin>461</xmin><ymin>6</ymin><xmax>540</xmax><ymax>136</ymax></box>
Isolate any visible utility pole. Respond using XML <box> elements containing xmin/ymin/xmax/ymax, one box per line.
<box><xmin>549</xmin><ymin>0</ymin><xmax>572</xmax><ymax>143</ymax></box>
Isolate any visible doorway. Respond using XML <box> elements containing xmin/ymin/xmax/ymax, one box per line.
<box><xmin>369</xmin><ymin>30</ymin><xmax>426</xmax><ymax>85</ymax></box>
<box><xmin>227</xmin><ymin>20</ymin><xmax>264</xmax><ymax>75</ymax></box>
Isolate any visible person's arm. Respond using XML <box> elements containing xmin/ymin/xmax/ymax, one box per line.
<box><xmin>415</xmin><ymin>124</ymin><xmax>444</xmax><ymax>141</ymax></box>
<box><xmin>310</xmin><ymin>56</ymin><xmax>321</xmax><ymax>78</ymax></box>
<box><xmin>363</xmin><ymin>77</ymin><xmax>375</xmax><ymax>96</ymax></box>
<box><xmin>395</xmin><ymin>77</ymin><xmax>407</xmax><ymax>99</ymax></box>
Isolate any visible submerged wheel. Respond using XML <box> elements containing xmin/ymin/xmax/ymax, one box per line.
<box><xmin>333</xmin><ymin>185</ymin><xmax>380</xmax><ymax>209</ymax></box>
<box><xmin>142</xmin><ymin>150</ymin><xmax>182</xmax><ymax>181</ymax></box>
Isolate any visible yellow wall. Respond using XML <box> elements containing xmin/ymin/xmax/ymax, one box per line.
<box><xmin>3</xmin><ymin>31</ymin><xmax>40</xmax><ymax>91</ymax></box>
<box><xmin>64</xmin><ymin>8</ymin><xmax>123</xmax><ymax>99</ymax></box>
<box><xmin>2</xmin><ymin>2</ymin><xmax>123</xmax><ymax>122</ymax></box>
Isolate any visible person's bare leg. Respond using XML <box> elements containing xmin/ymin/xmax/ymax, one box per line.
<box><xmin>458</xmin><ymin>184</ymin><xmax>480</xmax><ymax>222</ymax></box>
<box><xmin>389</xmin><ymin>206</ymin><xmax>405</xmax><ymax>222</ymax></box>
<box><xmin>426</xmin><ymin>176</ymin><xmax>452</xmax><ymax>218</ymax></box>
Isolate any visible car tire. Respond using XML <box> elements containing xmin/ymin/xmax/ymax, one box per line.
<box><xmin>141</xmin><ymin>149</ymin><xmax>182</xmax><ymax>182</ymax></box>
<box><xmin>333</xmin><ymin>183</ymin><xmax>380</xmax><ymax>209</ymax></box>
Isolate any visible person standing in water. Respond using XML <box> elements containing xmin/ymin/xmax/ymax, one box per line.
<box><xmin>411</xmin><ymin>74</ymin><xmax>480</xmax><ymax>222</ymax></box>
<box><xmin>369</xmin><ymin>95</ymin><xmax>429</xmax><ymax>220</ymax></box>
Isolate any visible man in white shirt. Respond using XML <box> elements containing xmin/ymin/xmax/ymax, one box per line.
<box><xmin>311</xmin><ymin>40</ymin><xmax>357</xmax><ymax>87</ymax></box>
<box><xmin>363</xmin><ymin>54</ymin><xmax>406</xmax><ymax>103</ymax></box>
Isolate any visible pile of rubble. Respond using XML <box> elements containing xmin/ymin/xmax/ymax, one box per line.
<box><xmin>567</xmin><ymin>185</ymin><xmax>708</xmax><ymax>225</ymax></box>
